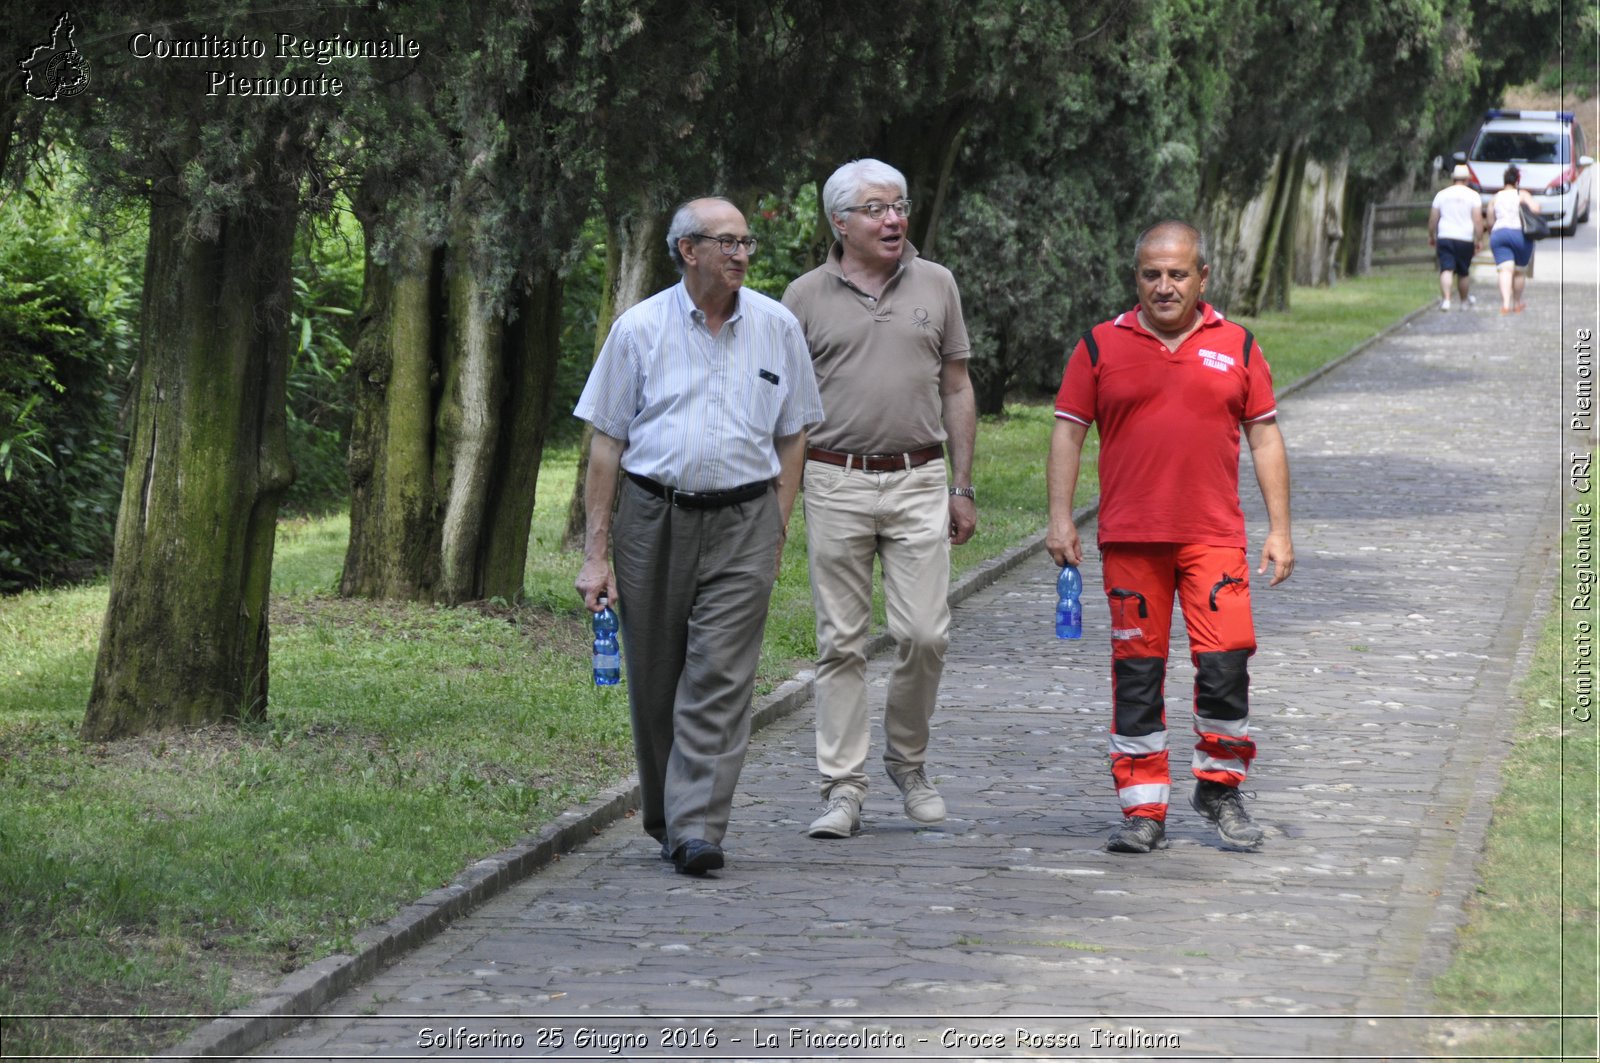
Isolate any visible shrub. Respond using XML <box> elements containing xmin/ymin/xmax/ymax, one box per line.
<box><xmin>0</xmin><ymin>175</ymin><xmax>142</xmax><ymax>591</ymax></box>
<box><xmin>282</xmin><ymin>210</ymin><xmax>363</xmax><ymax>515</ymax></box>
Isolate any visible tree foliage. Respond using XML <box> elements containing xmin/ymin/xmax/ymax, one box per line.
<box><xmin>0</xmin><ymin>0</ymin><xmax>1567</xmax><ymax>735</ymax></box>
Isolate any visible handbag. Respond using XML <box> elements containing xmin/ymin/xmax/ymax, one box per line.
<box><xmin>1521</xmin><ymin>201</ymin><xmax>1551</xmax><ymax>240</ymax></box>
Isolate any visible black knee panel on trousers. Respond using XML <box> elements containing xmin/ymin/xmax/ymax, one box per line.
<box><xmin>1112</xmin><ymin>657</ymin><xmax>1166</xmax><ymax>736</ymax></box>
<box><xmin>1195</xmin><ymin>648</ymin><xmax>1250</xmax><ymax>721</ymax></box>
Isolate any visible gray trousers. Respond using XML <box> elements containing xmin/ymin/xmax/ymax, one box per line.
<box><xmin>612</xmin><ymin>477</ymin><xmax>779</xmax><ymax>850</ymax></box>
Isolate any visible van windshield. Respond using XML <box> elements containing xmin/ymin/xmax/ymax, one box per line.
<box><xmin>1472</xmin><ymin>130</ymin><xmax>1569</xmax><ymax>164</ymax></box>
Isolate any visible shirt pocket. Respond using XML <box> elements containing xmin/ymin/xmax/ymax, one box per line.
<box><xmin>736</xmin><ymin>363</ymin><xmax>784</xmax><ymax>433</ymax></box>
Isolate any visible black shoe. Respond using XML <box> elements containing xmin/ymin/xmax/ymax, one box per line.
<box><xmin>659</xmin><ymin>840</ymin><xmax>671</xmax><ymax>861</ymax></box>
<box><xmin>1106</xmin><ymin>815</ymin><xmax>1168</xmax><ymax>853</ymax></box>
<box><xmin>670</xmin><ymin>839</ymin><xmax>724</xmax><ymax>876</ymax></box>
<box><xmin>1190</xmin><ymin>780</ymin><xmax>1264</xmax><ymax>849</ymax></box>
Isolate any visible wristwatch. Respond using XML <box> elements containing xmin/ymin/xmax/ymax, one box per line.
<box><xmin>949</xmin><ymin>486</ymin><xmax>976</xmax><ymax>501</ymax></box>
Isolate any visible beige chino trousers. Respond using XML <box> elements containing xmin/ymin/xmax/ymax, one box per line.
<box><xmin>803</xmin><ymin>458</ymin><xmax>951</xmax><ymax>799</ymax></box>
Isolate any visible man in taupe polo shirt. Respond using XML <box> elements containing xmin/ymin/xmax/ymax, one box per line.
<box><xmin>782</xmin><ymin>158</ymin><xmax>978</xmax><ymax>839</ymax></box>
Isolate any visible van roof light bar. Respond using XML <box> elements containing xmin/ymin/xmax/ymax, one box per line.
<box><xmin>1485</xmin><ymin>109</ymin><xmax>1575</xmax><ymax>121</ymax></box>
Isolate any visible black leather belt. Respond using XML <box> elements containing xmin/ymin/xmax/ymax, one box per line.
<box><xmin>806</xmin><ymin>443</ymin><xmax>944</xmax><ymax>472</ymax></box>
<box><xmin>626</xmin><ymin>472</ymin><xmax>770</xmax><ymax>509</ymax></box>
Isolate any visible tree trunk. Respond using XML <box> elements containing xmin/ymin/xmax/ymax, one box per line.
<box><xmin>0</xmin><ymin>70</ymin><xmax>19</xmax><ymax>183</ymax></box>
<box><xmin>478</xmin><ymin>268</ymin><xmax>565</xmax><ymax>600</ymax></box>
<box><xmin>340</xmin><ymin>211</ymin><xmax>444</xmax><ymax>600</ymax></box>
<box><xmin>1292</xmin><ymin>154</ymin><xmax>1348</xmax><ymax>288</ymax></box>
<box><xmin>562</xmin><ymin>202</ymin><xmax>671</xmax><ymax>550</ymax></box>
<box><xmin>83</xmin><ymin>183</ymin><xmax>297</xmax><ymax>739</ymax></box>
<box><xmin>1201</xmin><ymin>155</ymin><xmax>1276</xmax><ymax>313</ymax></box>
<box><xmin>972</xmin><ymin>324</ymin><xmax>1011</xmax><ymax>417</ymax></box>
<box><xmin>342</xmin><ymin>202</ymin><xmax>568</xmax><ymax>605</ymax></box>
<box><xmin>917</xmin><ymin>117</ymin><xmax>968</xmax><ymax>260</ymax></box>
<box><xmin>874</xmin><ymin>102</ymin><xmax>973</xmax><ymax>259</ymax></box>
<box><xmin>1340</xmin><ymin>179</ymin><xmax>1371</xmax><ymax>280</ymax></box>
<box><xmin>1264</xmin><ymin>145</ymin><xmax>1308</xmax><ymax>311</ymax></box>
<box><xmin>1236</xmin><ymin>143</ymin><xmax>1305</xmax><ymax>316</ymax></box>
<box><xmin>434</xmin><ymin>232</ymin><xmax>507</xmax><ymax>603</ymax></box>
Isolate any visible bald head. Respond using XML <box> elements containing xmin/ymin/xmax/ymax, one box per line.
<box><xmin>1133</xmin><ymin>220</ymin><xmax>1207</xmax><ymax>271</ymax></box>
<box><xmin>1133</xmin><ymin>219</ymin><xmax>1210</xmax><ymax>341</ymax></box>
<box><xmin>666</xmin><ymin>196</ymin><xmax>742</xmax><ymax>271</ymax></box>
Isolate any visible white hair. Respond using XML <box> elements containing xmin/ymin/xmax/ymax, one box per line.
<box><xmin>821</xmin><ymin>159</ymin><xmax>908</xmax><ymax>238</ymax></box>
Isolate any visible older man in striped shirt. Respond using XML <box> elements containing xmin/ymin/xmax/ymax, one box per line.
<box><xmin>575</xmin><ymin>196</ymin><xmax>823</xmax><ymax>877</ymax></box>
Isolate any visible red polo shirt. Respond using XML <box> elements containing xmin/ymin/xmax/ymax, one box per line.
<box><xmin>1054</xmin><ymin>302</ymin><xmax>1277</xmax><ymax>548</ymax></box>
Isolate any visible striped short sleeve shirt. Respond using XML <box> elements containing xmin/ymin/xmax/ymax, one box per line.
<box><xmin>574</xmin><ymin>282</ymin><xmax>824</xmax><ymax>491</ymax></box>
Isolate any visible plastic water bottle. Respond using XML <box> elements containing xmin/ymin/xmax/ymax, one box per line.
<box><xmin>592</xmin><ymin>595</ymin><xmax>621</xmax><ymax>686</ymax></box>
<box><xmin>1055</xmin><ymin>564</ymin><xmax>1082</xmax><ymax>639</ymax></box>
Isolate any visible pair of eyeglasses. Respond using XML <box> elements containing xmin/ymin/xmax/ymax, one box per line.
<box><xmin>840</xmin><ymin>199</ymin><xmax>912</xmax><ymax>220</ymax></box>
<box><xmin>689</xmin><ymin>234</ymin><xmax>759</xmax><ymax>255</ymax></box>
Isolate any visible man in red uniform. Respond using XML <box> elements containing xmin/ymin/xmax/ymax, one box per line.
<box><xmin>1046</xmin><ymin>220</ymin><xmax>1294</xmax><ymax>854</ymax></box>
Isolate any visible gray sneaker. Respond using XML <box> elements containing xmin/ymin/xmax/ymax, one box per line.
<box><xmin>1106</xmin><ymin>815</ymin><xmax>1168</xmax><ymax>853</ymax></box>
<box><xmin>808</xmin><ymin>791</ymin><xmax>862</xmax><ymax>838</ymax></box>
<box><xmin>1190</xmin><ymin>780</ymin><xmax>1264</xmax><ymax>849</ymax></box>
<box><xmin>888</xmin><ymin>765</ymin><xmax>946</xmax><ymax>825</ymax></box>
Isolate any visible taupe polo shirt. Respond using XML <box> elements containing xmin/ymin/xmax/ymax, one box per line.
<box><xmin>781</xmin><ymin>241</ymin><xmax>970</xmax><ymax>454</ymax></box>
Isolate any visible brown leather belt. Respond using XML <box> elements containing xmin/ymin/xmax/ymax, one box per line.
<box><xmin>806</xmin><ymin>444</ymin><xmax>944</xmax><ymax>472</ymax></box>
<box><xmin>626</xmin><ymin>471</ymin><xmax>770</xmax><ymax>509</ymax></box>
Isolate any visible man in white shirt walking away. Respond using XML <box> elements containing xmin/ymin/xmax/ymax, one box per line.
<box><xmin>1428</xmin><ymin>163</ymin><xmax>1485</xmax><ymax>311</ymax></box>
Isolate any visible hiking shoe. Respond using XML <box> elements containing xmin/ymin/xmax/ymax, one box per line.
<box><xmin>1439</xmin><ymin>298</ymin><xmax>1450</xmax><ymax>311</ymax></box>
<box><xmin>808</xmin><ymin>791</ymin><xmax>862</xmax><ymax>838</ymax></box>
<box><xmin>1106</xmin><ymin>815</ymin><xmax>1168</xmax><ymax>853</ymax></box>
<box><xmin>888</xmin><ymin>765</ymin><xmax>946</xmax><ymax>825</ymax></box>
<box><xmin>1190</xmin><ymin>780</ymin><xmax>1264</xmax><ymax>849</ymax></box>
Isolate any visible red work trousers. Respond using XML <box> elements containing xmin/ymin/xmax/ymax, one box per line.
<box><xmin>1102</xmin><ymin>542</ymin><xmax>1257</xmax><ymax>820</ymax></box>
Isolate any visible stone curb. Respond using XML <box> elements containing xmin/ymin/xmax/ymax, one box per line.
<box><xmin>166</xmin><ymin>300</ymin><xmax>1431</xmax><ymax>1061</ymax></box>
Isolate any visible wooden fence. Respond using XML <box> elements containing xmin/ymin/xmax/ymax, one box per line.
<box><xmin>1359</xmin><ymin>198</ymin><xmax>1530</xmax><ymax>278</ymax></box>
<box><xmin>1359</xmin><ymin>201</ymin><xmax>1434</xmax><ymax>272</ymax></box>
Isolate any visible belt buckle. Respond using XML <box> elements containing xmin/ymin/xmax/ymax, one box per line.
<box><xmin>670</xmin><ymin>486</ymin><xmax>711</xmax><ymax>508</ymax></box>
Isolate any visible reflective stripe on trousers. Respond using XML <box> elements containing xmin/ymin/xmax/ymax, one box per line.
<box><xmin>1101</xmin><ymin>542</ymin><xmax>1258</xmax><ymax>819</ymax></box>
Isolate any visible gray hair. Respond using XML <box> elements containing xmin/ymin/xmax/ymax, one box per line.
<box><xmin>665</xmin><ymin>197</ymin><xmax>728</xmax><ymax>272</ymax></box>
<box><xmin>1133</xmin><ymin>220</ymin><xmax>1208</xmax><ymax>270</ymax></box>
<box><xmin>821</xmin><ymin>159</ymin><xmax>908</xmax><ymax>239</ymax></box>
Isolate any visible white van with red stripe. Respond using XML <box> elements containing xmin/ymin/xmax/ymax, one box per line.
<box><xmin>1463</xmin><ymin>110</ymin><xmax>1594</xmax><ymax>235</ymax></box>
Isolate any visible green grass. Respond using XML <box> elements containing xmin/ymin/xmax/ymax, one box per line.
<box><xmin>1232</xmin><ymin>266</ymin><xmax>1437</xmax><ymax>386</ymax></box>
<box><xmin>1427</xmin><ymin>480</ymin><xmax>1599</xmax><ymax>1061</ymax></box>
<box><xmin>0</xmin><ymin>270</ymin><xmax>1436</xmax><ymax>1058</ymax></box>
